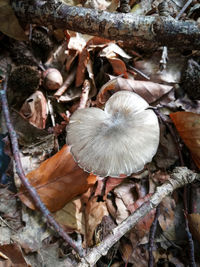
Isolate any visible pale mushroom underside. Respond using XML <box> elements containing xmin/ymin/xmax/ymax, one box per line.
<box><xmin>67</xmin><ymin>91</ymin><xmax>160</xmax><ymax>177</ymax></box>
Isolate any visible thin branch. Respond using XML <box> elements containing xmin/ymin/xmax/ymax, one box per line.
<box><xmin>0</xmin><ymin>78</ymin><xmax>85</xmax><ymax>257</ymax></box>
<box><xmin>78</xmin><ymin>167</ymin><xmax>200</xmax><ymax>266</ymax></box>
<box><xmin>11</xmin><ymin>0</ymin><xmax>200</xmax><ymax>50</ymax></box>
<box><xmin>78</xmin><ymin>79</ymin><xmax>90</xmax><ymax>109</ymax></box>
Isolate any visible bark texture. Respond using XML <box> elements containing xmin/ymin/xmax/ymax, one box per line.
<box><xmin>11</xmin><ymin>0</ymin><xmax>200</xmax><ymax>49</ymax></box>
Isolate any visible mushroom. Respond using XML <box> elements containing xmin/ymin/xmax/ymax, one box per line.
<box><xmin>66</xmin><ymin>91</ymin><xmax>160</xmax><ymax>177</ymax></box>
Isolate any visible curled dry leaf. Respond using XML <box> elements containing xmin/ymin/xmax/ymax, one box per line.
<box><xmin>170</xmin><ymin>112</ymin><xmax>200</xmax><ymax>169</ymax></box>
<box><xmin>96</xmin><ymin>76</ymin><xmax>172</xmax><ymax>105</ymax></box>
<box><xmin>19</xmin><ymin>145</ymin><xmax>97</xmax><ymax>212</ymax></box>
<box><xmin>20</xmin><ymin>91</ymin><xmax>48</xmax><ymax>129</ymax></box>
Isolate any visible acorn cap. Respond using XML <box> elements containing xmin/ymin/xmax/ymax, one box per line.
<box><xmin>66</xmin><ymin>91</ymin><xmax>160</xmax><ymax>177</ymax></box>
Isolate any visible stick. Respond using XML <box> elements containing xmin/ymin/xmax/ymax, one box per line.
<box><xmin>78</xmin><ymin>167</ymin><xmax>200</xmax><ymax>266</ymax></box>
<box><xmin>0</xmin><ymin>78</ymin><xmax>85</xmax><ymax>257</ymax></box>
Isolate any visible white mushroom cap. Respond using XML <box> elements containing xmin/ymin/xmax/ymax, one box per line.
<box><xmin>66</xmin><ymin>91</ymin><xmax>160</xmax><ymax>177</ymax></box>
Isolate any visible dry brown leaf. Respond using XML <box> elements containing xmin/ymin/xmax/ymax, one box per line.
<box><xmin>54</xmin><ymin>197</ymin><xmax>85</xmax><ymax>235</ymax></box>
<box><xmin>85</xmin><ymin>196</ymin><xmax>109</xmax><ymax>246</ymax></box>
<box><xmin>75</xmin><ymin>48</ymin><xmax>90</xmax><ymax>87</ymax></box>
<box><xmin>68</xmin><ymin>32</ymin><xmax>93</xmax><ymax>53</ymax></box>
<box><xmin>99</xmin><ymin>43</ymin><xmax>131</xmax><ymax>59</ymax></box>
<box><xmin>97</xmin><ymin>76</ymin><xmax>172</xmax><ymax>105</ymax></box>
<box><xmin>134</xmin><ymin>51</ymin><xmax>185</xmax><ymax>84</ymax></box>
<box><xmin>188</xmin><ymin>213</ymin><xmax>200</xmax><ymax>242</ymax></box>
<box><xmin>0</xmin><ymin>0</ymin><xmax>27</xmax><ymax>41</ymax></box>
<box><xmin>170</xmin><ymin>112</ymin><xmax>200</xmax><ymax>169</ymax></box>
<box><xmin>20</xmin><ymin>91</ymin><xmax>48</xmax><ymax>129</ymax></box>
<box><xmin>19</xmin><ymin>145</ymin><xmax>97</xmax><ymax>212</ymax></box>
<box><xmin>0</xmin><ymin>244</ymin><xmax>29</xmax><ymax>267</ymax></box>
<box><xmin>108</xmin><ymin>58</ymin><xmax>128</xmax><ymax>78</ymax></box>
<box><xmin>105</xmin><ymin>177</ymin><xmax>125</xmax><ymax>196</ymax></box>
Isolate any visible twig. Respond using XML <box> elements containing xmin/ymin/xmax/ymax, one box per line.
<box><xmin>54</xmin><ymin>67</ymin><xmax>76</xmax><ymax>98</ymax></box>
<box><xmin>0</xmin><ymin>78</ymin><xmax>85</xmax><ymax>257</ymax></box>
<box><xmin>78</xmin><ymin>79</ymin><xmax>90</xmax><ymax>109</ymax></box>
<box><xmin>148</xmin><ymin>205</ymin><xmax>160</xmax><ymax>267</ymax></box>
<box><xmin>184</xmin><ymin>211</ymin><xmax>196</xmax><ymax>267</ymax></box>
<box><xmin>0</xmin><ymin>215</ymin><xmax>17</xmax><ymax>232</ymax></box>
<box><xmin>78</xmin><ymin>167</ymin><xmax>200</xmax><ymax>266</ymax></box>
<box><xmin>175</xmin><ymin>0</ymin><xmax>193</xmax><ymax>20</ymax></box>
<box><xmin>46</xmin><ymin>97</ymin><xmax>59</xmax><ymax>152</ymax></box>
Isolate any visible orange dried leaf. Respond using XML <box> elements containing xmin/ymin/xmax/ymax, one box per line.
<box><xmin>170</xmin><ymin>112</ymin><xmax>200</xmax><ymax>168</ymax></box>
<box><xmin>108</xmin><ymin>58</ymin><xmax>128</xmax><ymax>78</ymax></box>
<box><xmin>0</xmin><ymin>244</ymin><xmax>28</xmax><ymax>267</ymax></box>
<box><xmin>19</xmin><ymin>145</ymin><xmax>97</xmax><ymax>212</ymax></box>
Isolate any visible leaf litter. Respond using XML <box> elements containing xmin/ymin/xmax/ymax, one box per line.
<box><xmin>1</xmin><ymin>0</ymin><xmax>200</xmax><ymax>266</ymax></box>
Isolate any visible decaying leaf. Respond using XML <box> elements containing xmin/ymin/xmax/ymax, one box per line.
<box><xmin>170</xmin><ymin>112</ymin><xmax>200</xmax><ymax>169</ymax></box>
<box><xmin>85</xmin><ymin>196</ymin><xmax>109</xmax><ymax>246</ymax></box>
<box><xmin>97</xmin><ymin>76</ymin><xmax>172</xmax><ymax>105</ymax></box>
<box><xmin>0</xmin><ymin>243</ymin><xmax>29</xmax><ymax>267</ymax></box>
<box><xmin>20</xmin><ymin>91</ymin><xmax>48</xmax><ymax>129</ymax></box>
<box><xmin>134</xmin><ymin>51</ymin><xmax>185</xmax><ymax>84</ymax></box>
<box><xmin>19</xmin><ymin>145</ymin><xmax>97</xmax><ymax>212</ymax></box>
<box><xmin>54</xmin><ymin>197</ymin><xmax>85</xmax><ymax>235</ymax></box>
<box><xmin>12</xmin><ymin>206</ymin><xmax>52</xmax><ymax>253</ymax></box>
<box><xmin>0</xmin><ymin>0</ymin><xmax>27</xmax><ymax>41</ymax></box>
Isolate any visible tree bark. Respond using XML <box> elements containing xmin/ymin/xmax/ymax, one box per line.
<box><xmin>11</xmin><ymin>0</ymin><xmax>200</xmax><ymax>49</ymax></box>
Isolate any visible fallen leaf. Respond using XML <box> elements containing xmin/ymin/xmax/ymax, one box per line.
<box><xmin>134</xmin><ymin>51</ymin><xmax>185</xmax><ymax>84</ymax></box>
<box><xmin>19</xmin><ymin>145</ymin><xmax>97</xmax><ymax>212</ymax></box>
<box><xmin>108</xmin><ymin>58</ymin><xmax>128</xmax><ymax>78</ymax></box>
<box><xmin>20</xmin><ymin>91</ymin><xmax>48</xmax><ymax>129</ymax></box>
<box><xmin>85</xmin><ymin>196</ymin><xmax>109</xmax><ymax>246</ymax></box>
<box><xmin>54</xmin><ymin>197</ymin><xmax>85</xmax><ymax>235</ymax></box>
<box><xmin>97</xmin><ymin>76</ymin><xmax>172</xmax><ymax>105</ymax></box>
<box><xmin>105</xmin><ymin>177</ymin><xmax>125</xmax><ymax>196</ymax></box>
<box><xmin>0</xmin><ymin>243</ymin><xmax>29</xmax><ymax>267</ymax></box>
<box><xmin>75</xmin><ymin>48</ymin><xmax>90</xmax><ymax>87</ymax></box>
<box><xmin>170</xmin><ymin>112</ymin><xmax>200</xmax><ymax>169</ymax></box>
<box><xmin>0</xmin><ymin>0</ymin><xmax>27</xmax><ymax>41</ymax></box>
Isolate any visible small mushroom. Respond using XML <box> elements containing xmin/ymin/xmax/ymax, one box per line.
<box><xmin>66</xmin><ymin>91</ymin><xmax>160</xmax><ymax>177</ymax></box>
